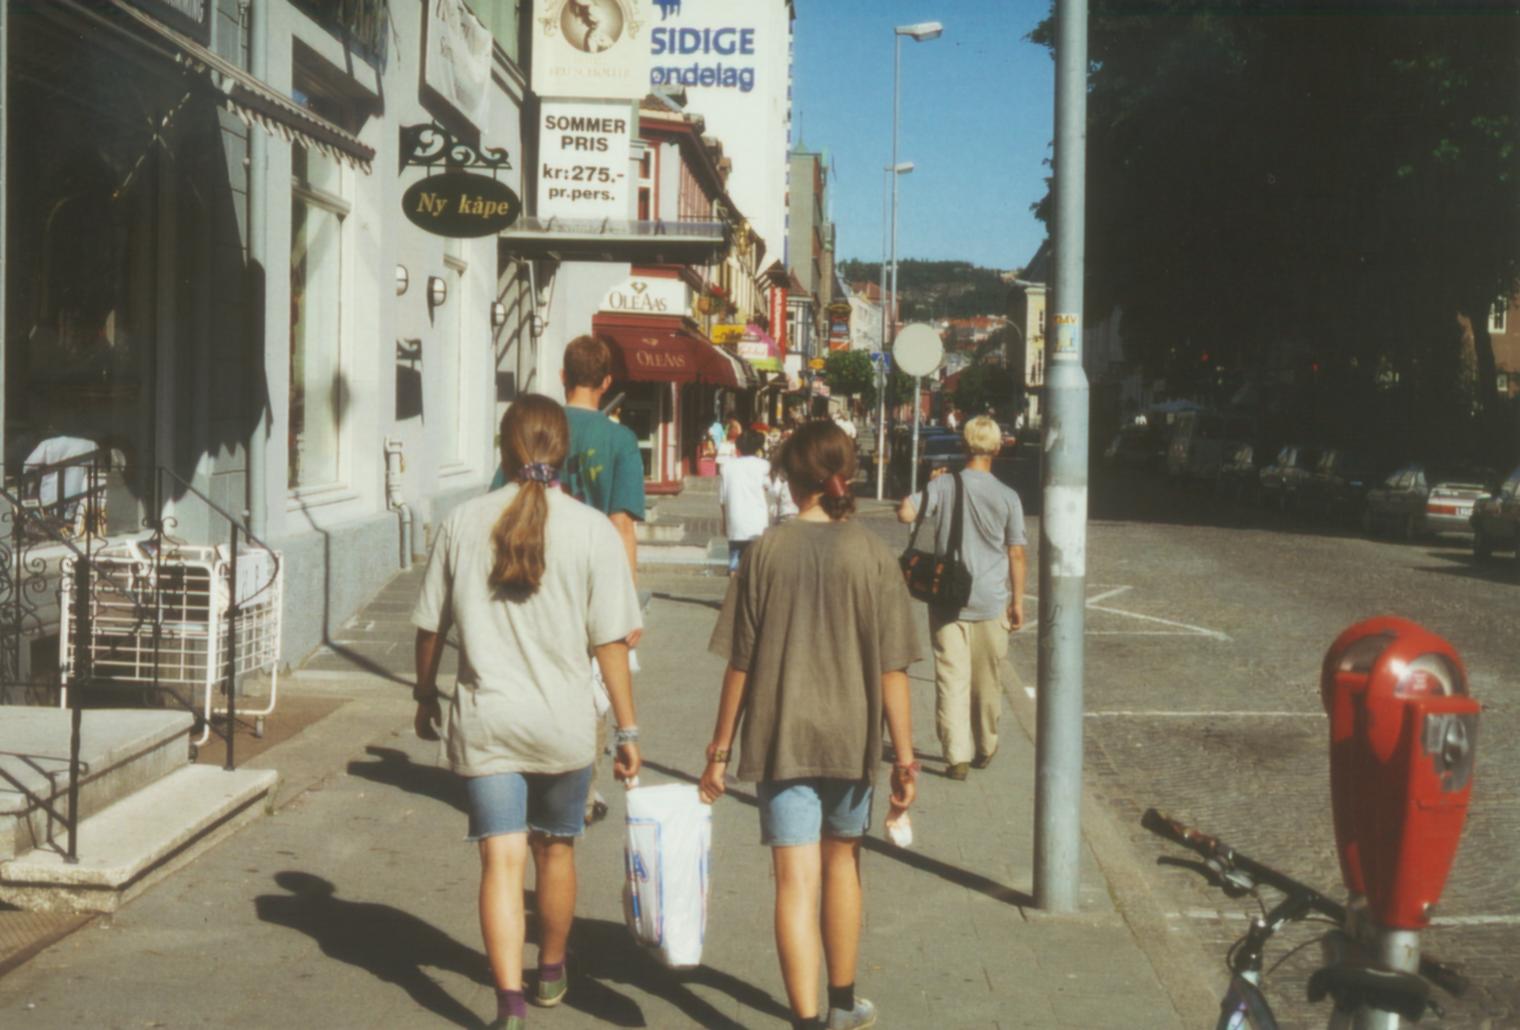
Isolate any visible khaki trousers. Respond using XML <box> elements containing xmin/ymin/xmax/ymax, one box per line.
<box><xmin>930</xmin><ymin>614</ymin><xmax>1011</xmax><ymax>766</ymax></box>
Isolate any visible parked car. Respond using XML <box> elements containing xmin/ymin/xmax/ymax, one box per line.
<box><xmin>1470</xmin><ymin>462</ymin><xmax>1520</xmax><ymax>561</ymax></box>
<box><xmin>1258</xmin><ymin>444</ymin><xmax>1321</xmax><ymax>510</ymax></box>
<box><xmin>1166</xmin><ymin>411</ymin><xmax>1256</xmax><ymax>482</ymax></box>
<box><xmin>1365</xmin><ymin>463</ymin><xmax>1491</xmax><ymax>539</ymax></box>
<box><xmin>1104</xmin><ymin>422</ymin><xmax>1168</xmax><ymax>471</ymax></box>
<box><xmin>1298</xmin><ymin>449</ymin><xmax>1382</xmax><ymax>522</ymax></box>
<box><xmin>1215</xmin><ymin>442</ymin><xmax>1262</xmax><ymax>502</ymax></box>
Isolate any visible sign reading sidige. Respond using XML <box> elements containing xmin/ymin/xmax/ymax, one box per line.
<box><xmin>600</xmin><ymin>275</ymin><xmax>689</xmax><ymax>315</ymax></box>
<box><xmin>532</xmin><ymin>0</ymin><xmax>652</xmax><ymax>100</ymax></box>
<box><xmin>538</xmin><ymin>100</ymin><xmax>632</xmax><ymax>221</ymax></box>
<box><xmin>403</xmin><ymin>172</ymin><xmax>521</xmax><ymax>237</ymax></box>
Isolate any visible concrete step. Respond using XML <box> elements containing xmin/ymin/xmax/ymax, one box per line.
<box><xmin>0</xmin><ymin>764</ymin><xmax>278</xmax><ymax>913</ymax></box>
<box><xmin>0</xmin><ymin>708</ymin><xmax>193</xmax><ymax>860</ymax></box>
<box><xmin>634</xmin><ymin>518</ymin><xmax>688</xmax><ymax>544</ymax></box>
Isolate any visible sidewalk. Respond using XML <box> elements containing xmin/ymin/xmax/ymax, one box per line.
<box><xmin>0</xmin><ymin>560</ymin><xmax>1215</xmax><ymax>1028</ymax></box>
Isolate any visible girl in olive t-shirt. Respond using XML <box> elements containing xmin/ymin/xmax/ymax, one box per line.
<box><xmin>699</xmin><ymin>421</ymin><xmax>922</xmax><ymax>1030</ymax></box>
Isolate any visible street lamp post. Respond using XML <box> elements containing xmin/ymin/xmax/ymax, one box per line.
<box><xmin>888</xmin><ymin>20</ymin><xmax>941</xmax><ymax>497</ymax></box>
<box><xmin>877</xmin><ymin>161</ymin><xmax>913</xmax><ymax>500</ymax></box>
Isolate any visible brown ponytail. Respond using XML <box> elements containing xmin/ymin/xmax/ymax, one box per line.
<box><xmin>490</xmin><ymin>395</ymin><xmax>569</xmax><ymax>593</ymax></box>
<box><xmin>780</xmin><ymin>420</ymin><xmax>858</xmax><ymax>520</ymax></box>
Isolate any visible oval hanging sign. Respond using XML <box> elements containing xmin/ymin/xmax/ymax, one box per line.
<box><xmin>402</xmin><ymin>171</ymin><xmax>521</xmax><ymax>238</ymax></box>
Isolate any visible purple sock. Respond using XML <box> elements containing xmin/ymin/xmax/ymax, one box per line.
<box><xmin>538</xmin><ymin>960</ymin><xmax>566</xmax><ymax>983</ymax></box>
<box><xmin>496</xmin><ymin>989</ymin><xmax>527</xmax><ymax>1020</ymax></box>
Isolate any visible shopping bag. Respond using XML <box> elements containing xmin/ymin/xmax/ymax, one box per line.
<box><xmin>622</xmin><ymin>782</ymin><xmax>712</xmax><ymax>968</ymax></box>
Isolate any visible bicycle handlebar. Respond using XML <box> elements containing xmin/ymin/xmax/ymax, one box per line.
<box><xmin>1141</xmin><ymin>808</ymin><xmax>1469</xmax><ymax>998</ymax></box>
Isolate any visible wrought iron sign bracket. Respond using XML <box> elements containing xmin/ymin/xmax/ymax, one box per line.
<box><xmin>399</xmin><ymin>124</ymin><xmax>513</xmax><ymax>176</ymax></box>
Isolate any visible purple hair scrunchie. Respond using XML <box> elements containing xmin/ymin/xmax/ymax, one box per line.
<box><xmin>516</xmin><ymin>462</ymin><xmax>559</xmax><ymax>487</ymax></box>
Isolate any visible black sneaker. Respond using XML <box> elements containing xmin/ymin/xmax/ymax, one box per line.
<box><xmin>972</xmin><ymin>750</ymin><xmax>997</xmax><ymax>770</ymax></box>
<box><xmin>585</xmin><ymin>796</ymin><xmax>609</xmax><ymax>826</ymax></box>
<box><xmin>945</xmin><ymin>763</ymin><xmax>970</xmax><ymax>781</ymax></box>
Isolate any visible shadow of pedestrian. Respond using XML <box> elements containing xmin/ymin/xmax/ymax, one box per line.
<box><xmin>254</xmin><ymin>871</ymin><xmax>489</xmax><ymax>1028</ymax></box>
<box><xmin>347</xmin><ymin>746</ymin><xmax>468</xmax><ymax>814</ymax></box>
<box><xmin>640</xmin><ymin>759</ymin><xmax>1033</xmax><ymax>909</ymax></box>
<box><xmin>560</xmin><ymin>910</ymin><xmax>791</xmax><ymax>1028</ymax></box>
<box><xmin>649</xmin><ymin>591</ymin><xmax>724</xmax><ymax>612</ymax></box>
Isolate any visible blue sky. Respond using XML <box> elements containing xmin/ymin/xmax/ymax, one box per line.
<box><xmin>791</xmin><ymin>0</ymin><xmax>1054</xmax><ymax>272</ymax></box>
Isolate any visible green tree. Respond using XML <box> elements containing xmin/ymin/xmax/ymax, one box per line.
<box><xmin>953</xmin><ymin>363</ymin><xmax>1017</xmax><ymax>418</ymax></box>
<box><xmin>824</xmin><ymin>350</ymin><xmax>875</xmax><ymax>399</ymax></box>
<box><xmin>1031</xmin><ymin>1</ymin><xmax>1520</xmax><ymax>457</ymax></box>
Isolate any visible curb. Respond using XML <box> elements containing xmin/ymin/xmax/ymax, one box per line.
<box><xmin>1005</xmin><ymin>680</ymin><xmax>1221</xmax><ymax>1028</ymax></box>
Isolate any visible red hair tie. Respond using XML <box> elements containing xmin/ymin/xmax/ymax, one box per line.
<box><xmin>825</xmin><ymin>474</ymin><xmax>848</xmax><ymax>499</ymax></box>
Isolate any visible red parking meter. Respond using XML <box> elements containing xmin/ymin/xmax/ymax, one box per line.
<box><xmin>1320</xmin><ymin>618</ymin><xmax>1479</xmax><ymax>931</ymax></box>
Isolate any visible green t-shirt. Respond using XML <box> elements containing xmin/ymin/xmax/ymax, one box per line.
<box><xmin>491</xmin><ymin>405</ymin><xmax>646</xmax><ymax>520</ymax></box>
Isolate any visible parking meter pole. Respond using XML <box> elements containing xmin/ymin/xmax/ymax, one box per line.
<box><xmin>1035</xmin><ymin>0</ymin><xmax>1089</xmax><ymax>914</ymax></box>
<box><xmin>1353</xmin><ymin>927</ymin><xmax>1422</xmax><ymax>1030</ymax></box>
<box><xmin>909</xmin><ymin>376</ymin><xmax>922</xmax><ymax>497</ymax></box>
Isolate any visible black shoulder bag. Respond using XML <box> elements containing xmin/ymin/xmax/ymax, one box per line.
<box><xmin>899</xmin><ymin>471</ymin><xmax>973</xmax><ymax>611</ymax></box>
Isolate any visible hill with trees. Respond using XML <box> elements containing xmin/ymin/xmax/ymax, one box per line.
<box><xmin>836</xmin><ymin>259</ymin><xmax>1018</xmax><ymax>321</ymax></box>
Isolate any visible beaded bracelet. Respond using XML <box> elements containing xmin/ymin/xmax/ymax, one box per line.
<box><xmin>615</xmin><ymin>725</ymin><xmax>640</xmax><ymax>745</ymax></box>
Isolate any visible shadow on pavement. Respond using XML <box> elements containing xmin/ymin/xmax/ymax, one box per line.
<box><xmin>1415</xmin><ymin>550</ymin><xmax>1518</xmax><ymax>586</ymax></box>
<box><xmin>649</xmin><ymin>591</ymin><xmax>724</xmax><ymax>612</ymax></box>
<box><xmin>347</xmin><ymin>746</ymin><xmax>468</xmax><ymax>814</ymax></box>
<box><xmin>640</xmin><ymin>759</ymin><xmax>1033</xmax><ymax>910</ymax></box>
<box><xmin>562</xmin><ymin>911</ymin><xmax>791</xmax><ymax>1028</ymax></box>
<box><xmin>254</xmin><ymin>871</ymin><xmax>491</xmax><ymax>1028</ymax></box>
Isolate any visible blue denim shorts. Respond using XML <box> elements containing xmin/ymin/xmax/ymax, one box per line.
<box><xmin>463</xmin><ymin>765</ymin><xmax>594</xmax><ymax>841</ymax></box>
<box><xmin>757</xmin><ymin>778</ymin><xmax>873</xmax><ymax>846</ymax></box>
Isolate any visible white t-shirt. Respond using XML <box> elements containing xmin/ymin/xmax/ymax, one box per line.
<box><xmin>834</xmin><ymin>416</ymin><xmax>858</xmax><ymax>439</ymax></box>
<box><xmin>720</xmin><ymin>455</ymin><xmax>772</xmax><ymax>542</ymax></box>
<box><xmin>767</xmin><ymin>472</ymin><xmax>800</xmax><ymax>523</ymax></box>
<box><xmin>412</xmin><ymin>487</ymin><xmax>642</xmax><ymax>776</ymax></box>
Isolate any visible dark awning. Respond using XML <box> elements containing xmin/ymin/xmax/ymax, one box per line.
<box><xmin>63</xmin><ymin>0</ymin><xmax>375</xmax><ymax>173</ymax></box>
<box><xmin>593</xmin><ymin>315</ymin><xmax>744</xmax><ymax>389</ymax></box>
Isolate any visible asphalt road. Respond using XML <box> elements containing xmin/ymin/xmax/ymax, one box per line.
<box><xmin>860</xmin><ymin>462</ymin><xmax>1517</xmax><ymax>1029</ymax></box>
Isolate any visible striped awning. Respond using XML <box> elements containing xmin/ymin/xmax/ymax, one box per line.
<box><xmin>78</xmin><ymin>0</ymin><xmax>375</xmax><ymax>173</ymax></box>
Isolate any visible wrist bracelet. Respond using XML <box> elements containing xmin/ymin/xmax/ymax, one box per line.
<box><xmin>413</xmin><ymin>687</ymin><xmax>438</xmax><ymax>703</ymax></box>
<box><xmin>615</xmin><ymin>725</ymin><xmax>640</xmax><ymax>745</ymax></box>
<box><xmin>708</xmin><ymin>747</ymin><xmax>731</xmax><ymax>763</ymax></box>
<box><xmin>893</xmin><ymin>760</ymin><xmax>922</xmax><ymax>774</ymax></box>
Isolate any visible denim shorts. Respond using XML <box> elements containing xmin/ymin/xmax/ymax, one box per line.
<box><xmin>757</xmin><ymin>778</ymin><xmax>873</xmax><ymax>846</ymax></box>
<box><xmin>463</xmin><ymin>765</ymin><xmax>594</xmax><ymax>841</ymax></box>
<box><xmin>727</xmin><ymin>539</ymin><xmax>753</xmax><ymax>573</ymax></box>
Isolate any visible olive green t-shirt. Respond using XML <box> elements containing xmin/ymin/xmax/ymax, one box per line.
<box><xmin>708</xmin><ymin>518</ymin><xmax>921</xmax><ymax>784</ymax></box>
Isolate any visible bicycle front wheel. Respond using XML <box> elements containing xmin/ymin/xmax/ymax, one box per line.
<box><xmin>1217</xmin><ymin>974</ymin><xmax>1280</xmax><ymax>1030</ymax></box>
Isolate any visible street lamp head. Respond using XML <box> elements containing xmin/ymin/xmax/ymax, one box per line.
<box><xmin>892</xmin><ymin>161</ymin><xmax>915</xmax><ymax>174</ymax></box>
<box><xmin>896</xmin><ymin>21</ymin><xmax>943</xmax><ymax>41</ymax></box>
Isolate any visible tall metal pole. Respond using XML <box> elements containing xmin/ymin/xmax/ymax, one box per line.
<box><xmin>1035</xmin><ymin>0</ymin><xmax>1090</xmax><ymax>913</ymax></box>
<box><xmin>889</xmin><ymin>32</ymin><xmax>902</xmax><ymax>437</ymax></box>
<box><xmin>876</xmin><ymin>168</ymin><xmax>890</xmax><ymax>499</ymax></box>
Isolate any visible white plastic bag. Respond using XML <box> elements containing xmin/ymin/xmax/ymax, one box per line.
<box><xmin>622</xmin><ymin>782</ymin><xmax>712</xmax><ymax>968</ymax></box>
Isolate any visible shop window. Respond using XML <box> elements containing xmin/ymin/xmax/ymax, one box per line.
<box><xmin>289</xmin><ymin>143</ymin><xmax>349</xmax><ymax>490</ymax></box>
<box><xmin>1491</xmin><ymin>299</ymin><xmax>1508</xmax><ymax>335</ymax></box>
<box><xmin>472</xmin><ymin>0</ymin><xmax>524</xmax><ymax>66</ymax></box>
<box><xmin>439</xmin><ymin>261</ymin><xmax>467</xmax><ymax>466</ymax></box>
<box><xmin>637</xmin><ymin>148</ymin><xmax>653</xmax><ymax>221</ymax></box>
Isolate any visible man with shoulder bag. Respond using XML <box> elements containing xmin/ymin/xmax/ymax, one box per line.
<box><xmin>897</xmin><ymin>416</ymin><xmax>1027</xmax><ymax>780</ymax></box>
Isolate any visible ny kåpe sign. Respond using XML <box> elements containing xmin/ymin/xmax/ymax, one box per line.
<box><xmin>403</xmin><ymin>172</ymin><xmax>521</xmax><ymax>237</ymax></box>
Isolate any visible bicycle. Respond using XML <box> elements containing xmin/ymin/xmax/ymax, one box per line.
<box><xmin>1141</xmin><ymin>808</ymin><xmax>1469</xmax><ymax>1029</ymax></box>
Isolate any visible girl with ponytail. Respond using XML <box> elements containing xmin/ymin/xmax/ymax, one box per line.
<box><xmin>699</xmin><ymin>420</ymin><xmax>922</xmax><ymax>1030</ymax></box>
<box><xmin>411</xmin><ymin>394</ymin><xmax>643</xmax><ymax>1029</ymax></box>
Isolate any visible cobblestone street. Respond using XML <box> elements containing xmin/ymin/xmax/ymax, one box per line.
<box><xmin>1037</xmin><ymin>470</ymin><xmax>1520</xmax><ymax>1029</ymax></box>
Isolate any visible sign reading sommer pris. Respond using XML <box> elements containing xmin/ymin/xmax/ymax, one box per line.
<box><xmin>538</xmin><ymin>100</ymin><xmax>633</xmax><ymax>221</ymax></box>
<box><xmin>402</xmin><ymin>172</ymin><xmax>521</xmax><ymax>237</ymax></box>
<box><xmin>531</xmin><ymin>0</ymin><xmax>652</xmax><ymax>101</ymax></box>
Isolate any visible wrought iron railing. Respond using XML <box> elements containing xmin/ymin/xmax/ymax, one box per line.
<box><xmin>0</xmin><ymin>453</ymin><xmax>281</xmax><ymax>863</ymax></box>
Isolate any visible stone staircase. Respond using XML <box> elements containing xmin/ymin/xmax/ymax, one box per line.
<box><xmin>0</xmin><ymin>707</ymin><xmax>276</xmax><ymax>913</ymax></box>
<box><xmin>634</xmin><ymin>477</ymin><xmax>728</xmax><ymax>572</ymax></box>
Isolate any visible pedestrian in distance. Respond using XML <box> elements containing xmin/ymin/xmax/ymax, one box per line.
<box><xmin>701</xmin><ymin>421</ymin><xmax>921</xmax><ymax>1030</ymax></box>
<box><xmin>718</xmin><ymin>428</ymin><xmax>772</xmax><ymax>574</ymax></box>
<box><xmin>490</xmin><ymin>335</ymin><xmax>645</xmax><ymax>825</ymax></box>
<box><xmin>414</xmin><ymin>396</ymin><xmax>644</xmax><ymax>1030</ymax></box>
<box><xmin>897</xmin><ymin>415</ymin><xmax>1027</xmax><ymax>780</ymax></box>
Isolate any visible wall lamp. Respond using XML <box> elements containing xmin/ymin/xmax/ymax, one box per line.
<box><xmin>491</xmin><ymin>301</ymin><xmax>508</xmax><ymax>329</ymax></box>
<box><xmin>395</xmin><ymin>264</ymin><xmax>409</xmax><ymax>295</ymax></box>
<box><xmin>427</xmin><ymin>275</ymin><xmax>448</xmax><ymax>308</ymax></box>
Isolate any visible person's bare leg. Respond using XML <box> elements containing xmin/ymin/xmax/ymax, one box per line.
<box><xmin>479</xmin><ymin>833</ymin><xmax>530</xmax><ymax>990</ymax></box>
<box><xmin>820</xmin><ymin>836</ymin><xmax>864</xmax><ymax>992</ymax></box>
<box><xmin>773</xmin><ymin>843</ymin><xmax>823</xmax><ymax>1019</ymax></box>
<box><xmin>528</xmin><ymin>832</ymin><xmax>577</xmax><ymax>967</ymax></box>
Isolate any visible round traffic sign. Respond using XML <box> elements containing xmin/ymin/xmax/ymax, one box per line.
<box><xmin>892</xmin><ymin>323</ymin><xmax>944</xmax><ymax>377</ymax></box>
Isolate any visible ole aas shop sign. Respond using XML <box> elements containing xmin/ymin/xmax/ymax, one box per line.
<box><xmin>403</xmin><ymin>171</ymin><xmax>521</xmax><ymax>238</ymax></box>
